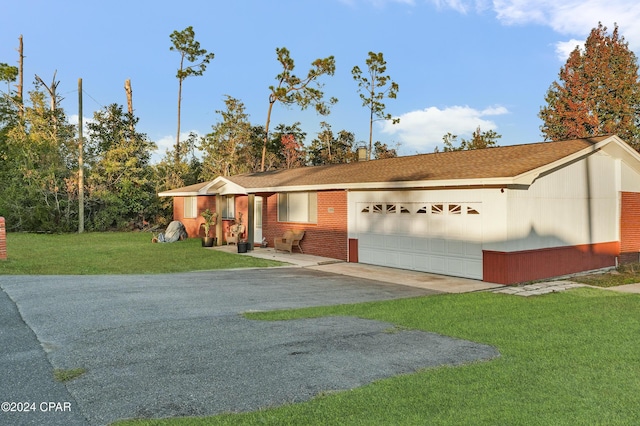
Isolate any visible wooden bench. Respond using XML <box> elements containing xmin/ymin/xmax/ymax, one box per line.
<box><xmin>274</xmin><ymin>230</ymin><xmax>305</xmax><ymax>254</ymax></box>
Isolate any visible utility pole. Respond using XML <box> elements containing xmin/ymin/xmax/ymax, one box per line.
<box><xmin>78</xmin><ymin>78</ymin><xmax>84</xmax><ymax>233</ymax></box>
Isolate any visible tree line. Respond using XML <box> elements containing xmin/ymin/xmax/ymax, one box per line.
<box><xmin>2</xmin><ymin>22</ymin><xmax>640</xmax><ymax>233</ymax></box>
<box><xmin>0</xmin><ymin>29</ymin><xmax>400</xmax><ymax>233</ymax></box>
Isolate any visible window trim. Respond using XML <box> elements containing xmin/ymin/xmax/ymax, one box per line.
<box><xmin>184</xmin><ymin>196</ymin><xmax>198</xmax><ymax>219</ymax></box>
<box><xmin>221</xmin><ymin>195</ymin><xmax>235</xmax><ymax>220</ymax></box>
<box><xmin>277</xmin><ymin>192</ymin><xmax>318</xmax><ymax>223</ymax></box>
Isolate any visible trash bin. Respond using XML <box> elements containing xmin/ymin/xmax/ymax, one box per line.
<box><xmin>237</xmin><ymin>241</ymin><xmax>248</xmax><ymax>253</ymax></box>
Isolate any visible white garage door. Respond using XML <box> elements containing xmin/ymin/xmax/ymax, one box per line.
<box><xmin>356</xmin><ymin>201</ymin><xmax>483</xmax><ymax>279</ymax></box>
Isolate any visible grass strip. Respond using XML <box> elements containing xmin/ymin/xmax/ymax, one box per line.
<box><xmin>0</xmin><ymin>232</ymin><xmax>282</xmax><ymax>275</ymax></box>
<box><xmin>54</xmin><ymin>367</ymin><xmax>87</xmax><ymax>382</ymax></box>
<box><xmin>572</xmin><ymin>263</ymin><xmax>640</xmax><ymax>287</ymax></box>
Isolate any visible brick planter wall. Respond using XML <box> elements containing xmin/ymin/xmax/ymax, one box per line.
<box><xmin>0</xmin><ymin>217</ymin><xmax>6</xmax><ymax>260</ymax></box>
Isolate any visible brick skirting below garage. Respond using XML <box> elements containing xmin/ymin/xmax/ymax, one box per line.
<box><xmin>483</xmin><ymin>242</ymin><xmax>619</xmax><ymax>285</ymax></box>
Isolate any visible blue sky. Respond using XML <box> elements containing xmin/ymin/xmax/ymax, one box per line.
<box><xmin>2</xmin><ymin>0</ymin><xmax>640</xmax><ymax>162</ymax></box>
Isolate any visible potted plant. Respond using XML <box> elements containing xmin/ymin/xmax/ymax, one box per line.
<box><xmin>231</xmin><ymin>212</ymin><xmax>248</xmax><ymax>253</ymax></box>
<box><xmin>237</xmin><ymin>238</ymin><xmax>248</xmax><ymax>253</ymax></box>
<box><xmin>201</xmin><ymin>208</ymin><xmax>218</xmax><ymax>247</ymax></box>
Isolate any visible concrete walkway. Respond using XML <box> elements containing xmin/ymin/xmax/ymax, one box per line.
<box><xmin>214</xmin><ymin>245</ymin><xmax>503</xmax><ymax>294</ymax></box>
<box><xmin>606</xmin><ymin>282</ymin><xmax>640</xmax><ymax>293</ymax></box>
<box><xmin>215</xmin><ymin>245</ymin><xmax>640</xmax><ymax>296</ymax></box>
<box><xmin>491</xmin><ymin>280</ymin><xmax>640</xmax><ymax>297</ymax></box>
<box><xmin>491</xmin><ymin>280</ymin><xmax>588</xmax><ymax>296</ymax></box>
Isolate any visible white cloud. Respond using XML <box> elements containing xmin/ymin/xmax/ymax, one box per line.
<box><xmin>68</xmin><ymin>114</ymin><xmax>93</xmax><ymax>136</ymax></box>
<box><xmin>379</xmin><ymin>105</ymin><xmax>508</xmax><ymax>153</ymax></box>
<box><xmin>492</xmin><ymin>1</ymin><xmax>640</xmax><ymax>54</ymax></box>
<box><xmin>153</xmin><ymin>134</ymin><xmax>175</xmax><ymax>162</ymax></box>
<box><xmin>431</xmin><ymin>0</ymin><xmax>471</xmax><ymax>13</ymax></box>
<box><xmin>554</xmin><ymin>38</ymin><xmax>584</xmax><ymax>61</ymax></box>
<box><xmin>151</xmin><ymin>131</ymin><xmax>203</xmax><ymax>164</ymax></box>
<box><xmin>424</xmin><ymin>0</ymin><xmax>640</xmax><ymax>60</ymax></box>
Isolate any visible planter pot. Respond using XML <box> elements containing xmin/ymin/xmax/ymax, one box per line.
<box><xmin>202</xmin><ymin>237</ymin><xmax>216</xmax><ymax>247</ymax></box>
<box><xmin>237</xmin><ymin>241</ymin><xmax>248</xmax><ymax>253</ymax></box>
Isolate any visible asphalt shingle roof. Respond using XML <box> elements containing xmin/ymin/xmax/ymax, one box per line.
<box><xmin>226</xmin><ymin>136</ymin><xmax>609</xmax><ymax>189</ymax></box>
<box><xmin>159</xmin><ymin>136</ymin><xmax>611</xmax><ymax>195</ymax></box>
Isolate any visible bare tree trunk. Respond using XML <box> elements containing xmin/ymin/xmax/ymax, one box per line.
<box><xmin>35</xmin><ymin>72</ymin><xmax>59</xmax><ymax>135</ymax></box>
<box><xmin>124</xmin><ymin>79</ymin><xmax>134</xmax><ymax>135</ymax></box>
<box><xmin>175</xmin><ymin>56</ymin><xmax>184</xmax><ymax>165</ymax></box>
<box><xmin>368</xmin><ymin>103</ymin><xmax>374</xmax><ymax>161</ymax></box>
<box><xmin>17</xmin><ymin>35</ymin><xmax>24</xmax><ymax>119</ymax></box>
<box><xmin>261</xmin><ymin>97</ymin><xmax>276</xmax><ymax>172</ymax></box>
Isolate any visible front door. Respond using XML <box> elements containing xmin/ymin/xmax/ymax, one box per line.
<box><xmin>254</xmin><ymin>197</ymin><xmax>263</xmax><ymax>244</ymax></box>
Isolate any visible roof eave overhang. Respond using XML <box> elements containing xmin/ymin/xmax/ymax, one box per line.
<box><xmin>244</xmin><ymin>177</ymin><xmax>516</xmax><ymax>193</ymax></box>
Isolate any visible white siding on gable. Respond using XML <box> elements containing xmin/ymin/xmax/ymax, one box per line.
<box><xmin>621</xmin><ymin>160</ymin><xmax>640</xmax><ymax>192</ymax></box>
<box><xmin>502</xmin><ymin>152</ymin><xmax>619</xmax><ymax>252</ymax></box>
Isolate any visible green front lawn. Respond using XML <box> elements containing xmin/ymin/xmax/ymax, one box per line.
<box><xmin>572</xmin><ymin>263</ymin><xmax>640</xmax><ymax>287</ymax></box>
<box><xmin>115</xmin><ymin>288</ymin><xmax>640</xmax><ymax>425</ymax></box>
<box><xmin>0</xmin><ymin>232</ymin><xmax>282</xmax><ymax>274</ymax></box>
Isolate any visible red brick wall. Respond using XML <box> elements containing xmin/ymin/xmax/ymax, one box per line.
<box><xmin>620</xmin><ymin>192</ymin><xmax>640</xmax><ymax>263</ymax></box>
<box><xmin>261</xmin><ymin>190</ymin><xmax>348</xmax><ymax>261</ymax></box>
<box><xmin>172</xmin><ymin>196</ymin><xmax>217</xmax><ymax>238</ymax></box>
<box><xmin>0</xmin><ymin>217</ymin><xmax>6</xmax><ymax>260</ymax></box>
<box><xmin>171</xmin><ymin>195</ymin><xmax>250</xmax><ymax>243</ymax></box>
<box><xmin>483</xmin><ymin>241</ymin><xmax>619</xmax><ymax>284</ymax></box>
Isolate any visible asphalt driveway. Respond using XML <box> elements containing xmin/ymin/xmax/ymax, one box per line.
<box><xmin>1</xmin><ymin>268</ymin><xmax>499</xmax><ymax>425</ymax></box>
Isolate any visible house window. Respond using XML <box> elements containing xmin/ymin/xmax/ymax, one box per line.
<box><xmin>431</xmin><ymin>204</ymin><xmax>444</xmax><ymax>215</ymax></box>
<box><xmin>278</xmin><ymin>192</ymin><xmax>317</xmax><ymax>223</ymax></box>
<box><xmin>222</xmin><ymin>196</ymin><xmax>235</xmax><ymax>219</ymax></box>
<box><xmin>184</xmin><ymin>196</ymin><xmax>197</xmax><ymax>219</ymax></box>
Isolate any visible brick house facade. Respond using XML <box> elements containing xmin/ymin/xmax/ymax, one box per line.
<box><xmin>160</xmin><ymin>135</ymin><xmax>640</xmax><ymax>285</ymax></box>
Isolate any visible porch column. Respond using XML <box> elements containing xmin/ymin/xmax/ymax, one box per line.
<box><xmin>215</xmin><ymin>194</ymin><xmax>222</xmax><ymax>246</ymax></box>
<box><xmin>247</xmin><ymin>194</ymin><xmax>255</xmax><ymax>250</ymax></box>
